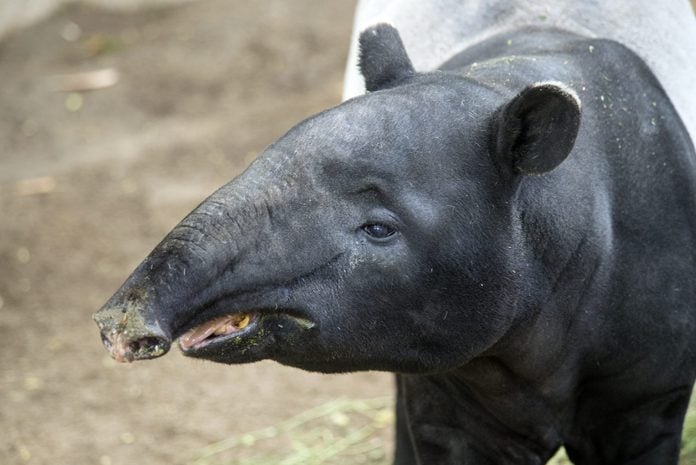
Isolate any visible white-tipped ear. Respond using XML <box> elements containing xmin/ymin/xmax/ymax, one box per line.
<box><xmin>494</xmin><ymin>81</ymin><xmax>581</xmax><ymax>176</ymax></box>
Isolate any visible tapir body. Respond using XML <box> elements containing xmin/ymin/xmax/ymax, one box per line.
<box><xmin>94</xmin><ymin>5</ymin><xmax>696</xmax><ymax>465</ymax></box>
<box><xmin>344</xmin><ymin>0</ymin><xmax>696</xmax><ymax>141</ymax></box>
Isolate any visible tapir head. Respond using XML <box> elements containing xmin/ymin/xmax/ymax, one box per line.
<box><xmin>94</xmin><ymin>25</ymin><xmax>581</xmax><ymax>373</ymax></box>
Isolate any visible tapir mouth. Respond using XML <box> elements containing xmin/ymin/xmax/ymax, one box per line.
<box><xmin>177</xmin><ymin>309</ymin><xmax>315</xmax><ymax>354</ymax></box>
<box><xmin>179</xmin><ymin>312</ymin><xmax>258</xmax><ymax>351</ymax></box>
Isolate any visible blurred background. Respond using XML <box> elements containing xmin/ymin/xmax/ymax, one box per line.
<box><xmin>0</xmin><ymin>1</ymin><xmax>694</xmax><ymax>465</ymax></box>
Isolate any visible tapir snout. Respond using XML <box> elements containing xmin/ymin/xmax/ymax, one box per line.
<box><xmin>93</xmin><ymin>290</ymin><xmax>171</xmax><ymax>363</ymax></box>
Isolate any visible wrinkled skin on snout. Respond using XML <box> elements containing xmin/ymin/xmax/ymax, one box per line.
<box><xmin>95</xmin><ymin>76</ymin><xmax>526</xmax><ymax>372</ymax></box>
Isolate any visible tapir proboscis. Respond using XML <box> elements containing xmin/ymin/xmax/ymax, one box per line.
<box><xmin>94</xmin><ymin>2</ymin><xmax>696</xmax><ymax>463</ymax></box>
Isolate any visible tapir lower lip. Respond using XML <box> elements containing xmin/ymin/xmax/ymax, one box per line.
<box><xmin>177</xmin><ymin>308</ymin><xmax>315</xmax><ymax>354</ymax></box>
<box><xmin>178</xmin><ymin>312</ymin><xmax>261</xmax><ymax>352</ymax></box>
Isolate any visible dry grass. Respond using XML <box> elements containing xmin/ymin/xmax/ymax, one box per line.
<box><xmin>188</xmin><ymin>397</ymin><xmax>394</xmax><ymax>465</ymax></box>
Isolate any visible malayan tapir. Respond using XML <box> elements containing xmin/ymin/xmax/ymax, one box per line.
<box><xmin>94</xmin><ymin>0</ymin><xmax>696</xmax><ymax>463</ymax></box>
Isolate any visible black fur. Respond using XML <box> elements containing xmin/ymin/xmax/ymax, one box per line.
<box><xmin>358</xmin><ymin>24</ymin><xmax>415</xmax><ymax>92</ymax></box>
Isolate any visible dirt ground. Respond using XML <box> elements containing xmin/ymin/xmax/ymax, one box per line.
<box><xmin>0</xmin><ymin>1</ymin><xmax>397</xmax><ymax>464</ymax></box>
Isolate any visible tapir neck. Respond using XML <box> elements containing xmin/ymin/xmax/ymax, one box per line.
<box><xmin>479</xmin><ymin>177</ymin><xmax>615</xmax><ymax>380</ymax></box>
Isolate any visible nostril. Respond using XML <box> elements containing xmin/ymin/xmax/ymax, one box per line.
<box><xmin>129</xmin><ymin>336</ymin><xmax>160</xmax><ymax>352</ymax></box>
<box><xmin>94</xmin><ymin>309</ymin><xmax>172</xmax><ymax>362</ymax></box>
<box><xmin>100</xmin><ymin>332</ymin><xmax>113</xmax><ymax>350</ymax></box>
<box><xmin>126</xmin><ymin>336</ymin><xmax>170</xmax><ymax>360</ymax></box>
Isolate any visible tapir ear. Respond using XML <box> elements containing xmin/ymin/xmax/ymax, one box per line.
<box><xmin>358</xmin><ymin>24</ymin><xmax>415</xmax><ymax>92</ymax></box>
<box><xmin>493</xmin><ymin>82</ymin><xmax>581</xmax><ymax>176</ymax></box>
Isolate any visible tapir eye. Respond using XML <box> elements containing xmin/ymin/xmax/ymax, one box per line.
<box><xmin>361</xmin><ymin>223</ymin><xmax>396</xmax><ymax>240</ymax></box>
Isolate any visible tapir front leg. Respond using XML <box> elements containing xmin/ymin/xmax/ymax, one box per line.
<box><xmin>564</xmin><ymin>385</ymin><xmax>692</xmax><ymax>465</ymax></box>
<box><xmin>400</xmin><ymin>375</ymin><xmax>561</xmax><ymax>465</ymax></box>
<box><xmin>394</xmin><ymin>375</ymin><xmax>418</xmax><ymax>465</ymax></box>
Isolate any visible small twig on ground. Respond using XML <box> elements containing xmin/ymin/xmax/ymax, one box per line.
<box><xmin>49</xmin><ymin>68</ymin><xmax>120</xmax><ymax>92</ymax></box>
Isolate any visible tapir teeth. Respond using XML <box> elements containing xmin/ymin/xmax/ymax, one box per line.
<box><xmin>236</xmin><ymin>315</ymin><xmax>250</xmax><ymax>329</ymax></box>
<box><xmin>180</xmin><ymin>313</ymin><xmax>252</xmax><ymax>350</ymax></box>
